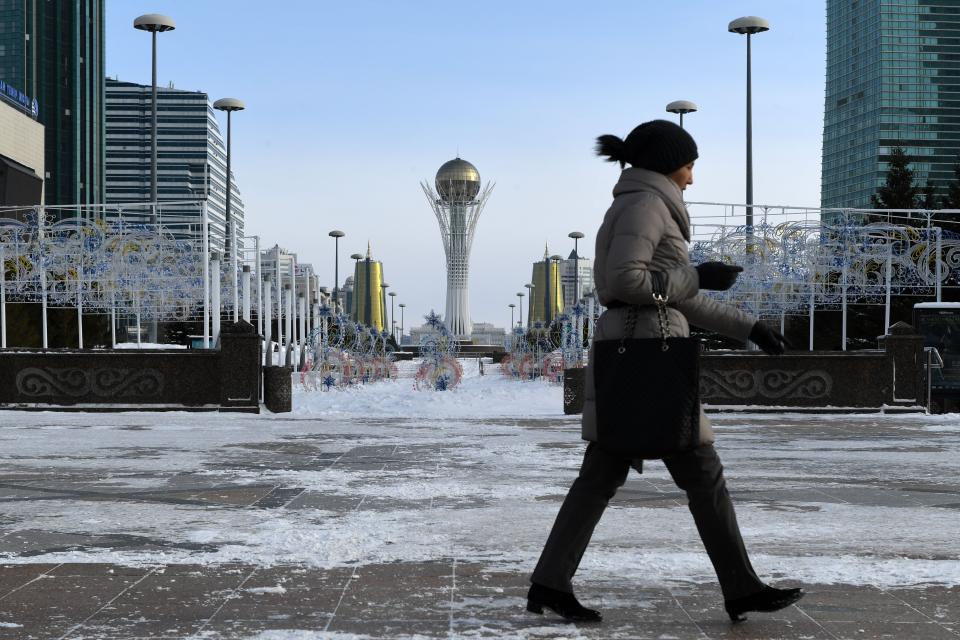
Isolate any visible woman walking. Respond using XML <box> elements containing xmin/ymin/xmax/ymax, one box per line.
<box><xmin>527</xmin><ymin>120</ymin><xmax>803</xmax><ymax>623</ymax></box>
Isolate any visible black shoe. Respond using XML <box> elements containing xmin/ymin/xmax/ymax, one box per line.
<box><xmin>725</xmin><ymin>586</ymin><xmax>804</xmax><ymax>622</ymax></box>
<box><xmin>526</xmin><ymin>583</ymin><xmax>602</xmax><ymax>622</ymax></box>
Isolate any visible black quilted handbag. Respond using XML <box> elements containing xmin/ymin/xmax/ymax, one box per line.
<box><xmin>593</xmin><ymin>273</ymin><xmax>701</xmax><ymax>459</ymax></box>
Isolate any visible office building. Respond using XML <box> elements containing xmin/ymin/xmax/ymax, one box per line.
<box><xmin>0</xmin><ymin>0</ymin><xmax>105</xmax><ymax>207</ymax></box>
<box><xmin>822</xmin><ymin>0</ymin><xmax>960</xmax><ymax>211</ymax></box>
<box><xmin>560</xmin><ymin>250</ymin><xmax>594</xmax><ymax>309</ymax></box>
<box><xmin>105</xmin><ymin>79</ymin><xmax>242</xmax><ymax>252</ymax></box>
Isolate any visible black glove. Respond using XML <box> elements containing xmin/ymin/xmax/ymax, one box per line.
<box><xmin>749</xmin><ymin>322</ymin><xmax>792</xmax><ymax>355</ymax></box>
<box><xmin>695</xmin><ymin>261</ymin><xmax>743</xmax><ymax>291</ymax></box>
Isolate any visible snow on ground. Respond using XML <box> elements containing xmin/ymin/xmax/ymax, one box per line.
<box><xmin>291</xmin><ymin>359</ymin><xmax>562</xmax><ymax>418</ymax></box>
<box><xmin>1</xmin><ymin>360</ymin><xmax>959</xmax><ymax>590</ymax></box>
<box><xmin>113</xmin><ymin>342</ymin><xmax>188</xmax><ymax>349</ymax></box>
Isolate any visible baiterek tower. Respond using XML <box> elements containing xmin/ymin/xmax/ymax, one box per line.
<box><xmin>421</xmin><ymin>158</ymin><xmax>493</xmax><ymax>340</ymax></box>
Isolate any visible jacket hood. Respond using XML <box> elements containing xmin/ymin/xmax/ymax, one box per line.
<box><xmin>612</xmin><ymin>167</ymin><xmax>690</xmax><ymax>241</ymax></box>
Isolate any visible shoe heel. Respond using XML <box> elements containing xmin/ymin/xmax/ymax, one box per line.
<box><xmin>728</xmin><ymin>611</ymin><xmax>747</xmax><ymax>623</ymax></box>
<box><xmin>526</xmin><ymin>600</ymin><xmax>544</xmax><ymax>614</ymax></box>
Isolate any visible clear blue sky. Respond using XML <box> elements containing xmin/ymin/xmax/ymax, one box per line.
<box><xmin>106</xmin><ymin>1</ymin><xmax>826</xmax><ymax>330</ymax></box>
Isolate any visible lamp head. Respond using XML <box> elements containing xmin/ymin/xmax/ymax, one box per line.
<box><xmin>666</xmin><ymin>100</ymin><xmax>698</xmax><ymax>115</ymax></box>
<box><xmin>728</xmin><ymin>16</ymin><xmax>770</xmax><ymax>34</ymax></box>
<box><xmin>213</xmin><ymin>97</ymin><xmax>246</xmax><ymax>112</ymax></box>
<box><xmin>134</xmin><ymin>14</ymin><xmax>176</xmax><ymax>32</ymax></box>
<box><xmin>328</xmin><ymin>230</ymin><xmax>345</xmax><ymax>238</ymax></box>
<box><xmin>568</xmin><ymin>231</ymin><xmax>585</xmax><ymax>240</ymax></box>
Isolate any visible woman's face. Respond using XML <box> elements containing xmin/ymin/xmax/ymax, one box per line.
<box><xmin>668</xmin><ymin>162</ymin><xmax>695</xmax><ymax>191</ymax></box>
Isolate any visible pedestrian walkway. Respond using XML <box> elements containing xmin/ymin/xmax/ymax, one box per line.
<box><xmin>1</xmin><ymin>409</ymin><xmax>958</xmax><ymax>638</ymax></box>
<box><xmin>2</xmin><ymin>562</ymin><xmax>958</xmax><ymax>638</ymax></box>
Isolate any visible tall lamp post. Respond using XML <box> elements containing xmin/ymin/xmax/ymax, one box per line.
<box><xmin>508</xmin><ymin>303</ymin><xmax>515</xmax><ymax>330</ymax></box>
<box><xmin>133</xmin><ymin>14</ymin><xmax>175</xmax><ymax>220</ymax></box>
<box><xmin>134</xmin><ymin>13</ymin><xmax>175</xmax><ymax>344</ymax></box>
<box><xmin>213</xmin><ymin>98</ymin><xmax>245</xmax><ymax>322</ymax></box>
<box><xmin>388</xmin><ymin>291</ymin><xmax>397</xmax><ymax>342</ymax></box>
<box><xmin>524</xmin><ymin>283</ymin><xmax>534</xmax><ymax>327</ymax></box>
<box><xmin>516</xmin><ymin>292</ymin><xmax>525</xmax><ymax>328</ymax></box>
<box><xmin>398</xmin><ymin>303</ymin><xmax>405</xmax><ymax>345</ymax></box>
<box><xmin>568</xmin><ymin>231</ymin><xmax>584</xmax><ymax>308</ymax></box>
<box><xmin>729</xmin><ymin>16</ymin><xmax>770</xmax><ymax>233</ymax></box>
<box><xmin>328</xmin><ymin>230</ymin><xmax>345</xmax><ymax>311</ymax></box>
<box><xmin>665</xmin><ymin>100</ymin><xmax>698</xmax><ymax>129</ymax></box>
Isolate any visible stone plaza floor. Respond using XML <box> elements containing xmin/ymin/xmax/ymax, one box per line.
<box><xmin>0</xmin><ymin>397</ymin><xmax>959</xmax><ymax>638</ymax></box>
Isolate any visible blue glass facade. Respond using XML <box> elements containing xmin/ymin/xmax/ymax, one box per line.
<box><xmin>822</xmin><ymin>0</ymin><xmax>960</xmax><ymax>210</ymax></box>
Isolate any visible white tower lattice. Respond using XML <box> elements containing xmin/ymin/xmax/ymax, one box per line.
<box><xmin>421</xmin><ymin>158</ymin><xmax>493</xmax><ymax>339</ymax></box>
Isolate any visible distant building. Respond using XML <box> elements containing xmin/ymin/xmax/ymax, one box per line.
<box><xmin>350</xmin><ymin>245</ymin><xmax>388</xmax><ymax>331</ymax></box>
<box><xmin>529</xmin><ymin>245</ymin><xmax>564</xmax><ymax>324</ymax></box>
<box><xmin>469</xmin><ymin>322</ymin><xmax>507</xmax><ymax>346</ymax></box>
<box><xmin>342</xmin><ymin>276</ymin><xmax>355</xmax><ymax>315</ymax></box>
<box><xmin>821</xmin><ymin>0</ymin><xmax>960</xmax><ymax>211</ymax></box>
<box><xmin>105</xmin><ymin>79</ymin><xmax>243</xmax><ymax>253</ymax></box>
<box><xmin>408</xmin><ymin>321</ymin><xmax>505</xmax><ymax>347</ymax></box>
<box><xmin>0</xmin><ymin>0</ymin><xmax>105</xmax><ymax>207</ymax></box>
<box><xmin>560</xmin><ymin>249</ymin><xmax>594</xmax><ymax>309</ymax></box>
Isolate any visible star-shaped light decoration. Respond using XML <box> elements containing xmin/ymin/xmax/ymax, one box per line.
<box><xmin>424</xmin><ymin>310</ymin><xmax>444</xmax><ymax>330</ymax></box>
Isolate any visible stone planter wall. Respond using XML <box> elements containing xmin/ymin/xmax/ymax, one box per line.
<box><xmin>564</xmin><ymin>322</ymin><xmax>925</xmax><ymax>414</ymax></box>
<box><xmin>0</xmin><ymin>321</ymin><xmax>261</xmax><ymax>412</ymax></box>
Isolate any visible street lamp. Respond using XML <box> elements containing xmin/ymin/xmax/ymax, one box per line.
<box><xmin>729</xmin><ymin>16</ymin><xmax>770</xmax><ymax>233</ymax></box>
<box><xmin>516</xmin><ymin>292</ymin><xmax>525</xmax><ymax>328</ymax></box>
<box><xmin>133</xmin><ymin>13</ymin><xmax>175</xmax><ymax>219</ymax></box>
<box><xmin>328</xmin><ymin>230</ymin><xmax>345</xmax><ymax>311</ymax></box>
<box><xmin>568</xmin><ymin>231</ymin><xmax>584</xmax><ymax>308</ymax></box>
<box><xmin>509</xmin><ymin>303</ymin><xmax>516</xmax><ymax>330</ymax></box>
<box><xmin>398</xmin><ymin>303</ymin><xmax>406</xmax><ymax>345</ymax></box>
<box><xmin>388</xmin><ymin>291</ymin><xmax>397</xmax><ymax>342</ymax></box>
<box><xmin>213</xmin><ymin>97</ymin><xmax>245</xmax><ymax>322</ymax></box>
<box><xmin>665</xmin><ymin>100</ymin><xmax>698</xmax><ymax>129</ymax></box>
<box><xmin>524</xmin><ymin>283</ymin><xmax>534</xmax><ymax>327</ymax></box>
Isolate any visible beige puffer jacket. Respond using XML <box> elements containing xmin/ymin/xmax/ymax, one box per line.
<box><xmin>581</xmin><ymin>168</ymin><xmax>756</xmax><ymax>443</ymax></box>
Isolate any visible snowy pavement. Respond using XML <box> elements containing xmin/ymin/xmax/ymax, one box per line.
<box><xmin>1</xmin><ymin>366</ymin><xmax>959</xmax><ymax>638</ymax></box>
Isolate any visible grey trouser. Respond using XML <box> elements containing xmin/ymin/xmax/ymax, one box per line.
<box><xmin>531</xmin><ymin>442</ymin><xmax>765</xmax><ymax>600</ymax></box>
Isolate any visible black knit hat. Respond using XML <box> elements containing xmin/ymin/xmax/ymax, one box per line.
<box><xmin>596</xmin><ymin>119</ymin><xmax>698</xmax><ymax>174</ymax></box>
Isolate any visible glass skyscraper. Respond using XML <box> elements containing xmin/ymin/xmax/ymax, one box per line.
<box><xmin>105</xmin><ymin>79</ymin><xmax>243</xmax><ymax>253</ymax></box>
<box><xmin>822</xmin><ymin>0</ymin><xmax>960</xmax><ymax>211</ymax></box>
<box><xmin>0</xmin><ymin>0</ymin><xmax>105</xmax><ymax>207</ymax></box>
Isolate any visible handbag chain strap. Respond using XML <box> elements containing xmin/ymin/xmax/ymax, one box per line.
<box><xmin>618</xmin><ymin>272</ymin><xmax>671</xmax><ymax>354</ymax></box>
<box><xmin>651</xmin><ymin>271</ymin><xmax>670</xmax><ymax>351</ymax></box>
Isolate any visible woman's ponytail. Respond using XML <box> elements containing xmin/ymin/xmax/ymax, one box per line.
<box><xmin>595</xmin><ymin>134</ymin><xmax>628</xmax><ymax>168</ymax></box>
